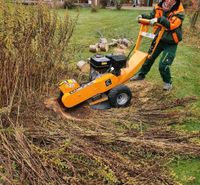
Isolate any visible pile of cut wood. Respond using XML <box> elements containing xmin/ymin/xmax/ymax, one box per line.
<box><xmin>77</xmin><ymin>38</ymin><xmax>132</xmax><ymax>73</ymax></box>
<box><xmin>89</xmin><ymin>38</ymin><xmax>131</xmax><ymax>53</ymax></box>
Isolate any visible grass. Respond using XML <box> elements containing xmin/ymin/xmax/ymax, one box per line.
<box><xmin>56</xmin><ymin>8</ymin><xmax>200</xmax><ymax>184</ymax></box>
<box><xmin>57</xmin><ymin>8</ymin><xmax>150</xmax><ymax>61</ymax></box>
<box><xmin>170</xmin><ymin>158</ymin><xmax>200</xmax><ymax>185</ymax></box>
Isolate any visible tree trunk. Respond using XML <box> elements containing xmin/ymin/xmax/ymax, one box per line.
<box><xmin>190</xmin><ymin>0</ymin><xmax>200</xmax><ymax>28</ymax></box>
<box><xmin>191</xmin><ymin>11</ymin><xmax>199</xmax><ymax>28</ymax></box>
<box><xmin>91</xmin><ymin>0</ymin><xmax>100</xmax><ymax>12</ymax></box>
<box><xmin>91</xmin><ymin>0</ymin><xmax>100</xmax><ymax>7</ymax></box>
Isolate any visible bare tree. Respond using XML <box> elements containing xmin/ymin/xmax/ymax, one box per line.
<box><xmin>190</xmin><ymin>0</ymin><xmax>200</xmax><ymax>28</ymax></box>
<box><xmin>185</xmin><ymin>0</ymin><xmax>200</xmax><ymax>28</ymax></box>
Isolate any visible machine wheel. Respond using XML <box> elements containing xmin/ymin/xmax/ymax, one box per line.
<box><xmin>108</xmin><ymin>85</ymin><xmax>132</xmax><ymax>108</ymax></box>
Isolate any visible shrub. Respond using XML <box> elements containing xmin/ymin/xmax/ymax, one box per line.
<box><xmin>64</xmin><ymin>0</ymin><xmax>75</xmax><ymax>9</ymax></box>
<box><xmin>114</xmin><ymin>0</ymin><xmax>124</xmax><ymax>10</ymax></box>
<box><xmin>0</xmin><ymin>1</ymin><xmax>76</xmax><ymax>113</ymax></box>
<box><xmin>100</xmin><ymin>0</ymin><xmax>108</xmax><ymax>8</ymax></box>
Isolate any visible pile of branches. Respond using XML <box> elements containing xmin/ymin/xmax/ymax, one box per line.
<box><xmin>1</xmin><ymin>79</ymin><xmax>200</xmax><ymax>184</ymax></box>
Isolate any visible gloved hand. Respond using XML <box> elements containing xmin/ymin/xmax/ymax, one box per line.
<box><xmin>136</xmin><ymin>15</ymin><xmax>142</xmax><ymax>22</ymax></box>
<box><xmin>149</xmin><ymin>18</ymin><xmax>158</xmax><ymax>26</ymax></box>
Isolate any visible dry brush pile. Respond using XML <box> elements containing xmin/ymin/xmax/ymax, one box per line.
<box><xmin>1</xmin><ymin>77</ymin><xmax>200</xmax><ymax>184</ymax></box>
<box><xmin>0</xmin><ymin>2</ymin><xmax>200</xmax><ymax>185</ymax></box>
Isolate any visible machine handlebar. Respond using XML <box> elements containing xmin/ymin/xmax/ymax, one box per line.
<box><xmin>138</xmin><ymin>18</ymin><xmax>151</xmax><ymax>25</ymax></box>
<box><xmin>138</xmin><ymin>18</ymin><xmax>163</xmax><ymax>27</ymax></box>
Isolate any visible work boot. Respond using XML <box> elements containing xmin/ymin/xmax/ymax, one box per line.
<box><xmin>163</xmin><ymin>83</ymin><xmax>172</xmax><ymax>91</ymax></box>
<box><xmin>130</xmin><ymin>74</ymin><xmax>145</xmax><ymax>81</ymax></box>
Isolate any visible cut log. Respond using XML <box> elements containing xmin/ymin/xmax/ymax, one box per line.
<box><xmin>109</xmin><ymin>39</ymin><xmax>118</xmax><ymax>47</ymax></box>
<box><xmin>81</xmin><ymin>64</ymin><xmax>90</xmax><ymax>73</ymax></box>
<box><xmin>108</xmin><ymin>42</ymin><xmax>118</xmax><ymax>47</ymax></box>
<box><xmin>89</xmin><ymin>44</ymin><xmax>99</xmax><ymax>53</ymax></box>
<box><xmin>111</xmin><ymin>39</ymin><xmax>118</xmax><ymax>43</ymax></box>
<box><xmin>77</xmin><ymin>60</ymin><xmax>90</xmax><ymax>73</ymax></box>
<box><xmin>77</xmin><ymin>60</ymin><xmax>86</xmax><ymax>69</ymax></box>
<box><xmin>117</xmin><ymin>39</ymin><xmax>123</xmax><ymax>44</ymax></box>
<box><xmin>122</xmin><ymin>38</ymin><xmax>131</xmax><ymax>47</ymax></box>
<box><xmin>99</xmin><ymin>43</ymin><xmax>109</xmax><ymax>52</ymax></box>
<box><xmin>118</xmin><ymin>44</ymin><xmax>127</xmax><ymax>50</ymax></box>
<box><xmin>109</xmin><ymin>42</ymin><xmax>118</xmax><ymax>47</ymax></box>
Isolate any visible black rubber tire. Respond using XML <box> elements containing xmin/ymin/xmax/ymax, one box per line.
<box><xmin>108</xmin><ymin>85</ymin><xmax>132</xmax><ymax>108</ymax></box>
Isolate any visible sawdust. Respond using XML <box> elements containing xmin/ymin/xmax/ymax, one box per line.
<box><xmin>44</xmin><ymin>97</ymin><xmax>95</xmax><ymax>121</ymax></box>
<box><xmin>65</xmin><ymin>103</ymin><xmax>95</xmax><ymax>120</ymax></box>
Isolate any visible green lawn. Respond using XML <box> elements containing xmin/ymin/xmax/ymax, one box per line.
<box><xmin>171</xmin><ymin>159</ymin><xmax>200</xmax><ymax>185</ymax></box>
<box><xmin>57</xmin><ymin>8</ymin><xmax>200</xmax><ymax>185</ymax></box>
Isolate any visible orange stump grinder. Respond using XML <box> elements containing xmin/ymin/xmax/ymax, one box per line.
<box><xmin>58</xmin><ymin>19</ymin><xmax>165</xmax><ymax>109</ymax></box>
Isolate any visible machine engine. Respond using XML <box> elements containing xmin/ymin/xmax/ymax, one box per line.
<box><xmin>89</xmin><ymin>54</ymin><xmax>127</xmax><ymax>81</ymax></box>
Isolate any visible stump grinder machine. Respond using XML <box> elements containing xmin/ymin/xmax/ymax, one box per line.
<box><xmin>58</xmin><ymin>18</ymin><xmax>165</xmax><ymax>110</ymax></box>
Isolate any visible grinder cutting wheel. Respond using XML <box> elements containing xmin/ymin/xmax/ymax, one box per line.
<box><xmin>58</xmin><ymin>18</ymin><xmax>166</xmax><ymax>110</ymax></box>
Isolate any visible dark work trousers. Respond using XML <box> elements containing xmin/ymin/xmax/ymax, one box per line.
<box><xmin>138</xmin><ymin>41</ymin><xmax>177</xmax><ymax>83</ymax></box>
